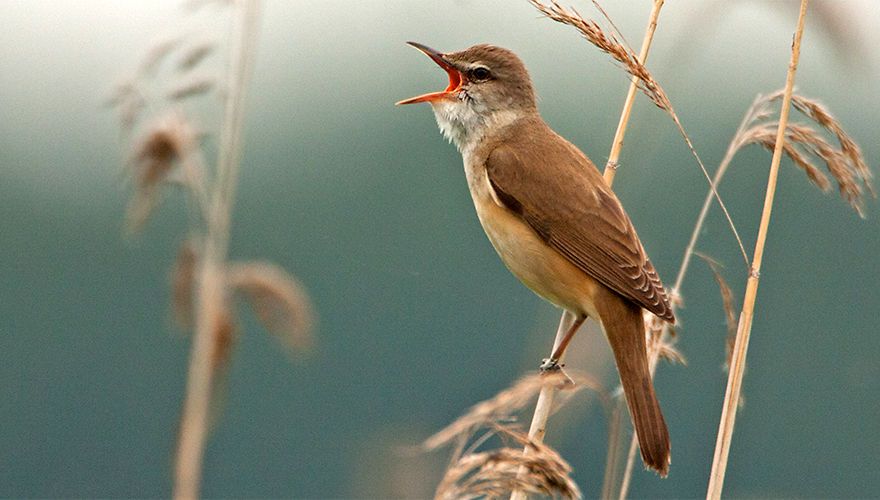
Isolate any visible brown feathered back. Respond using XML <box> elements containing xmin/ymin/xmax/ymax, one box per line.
<box><xmin>485</xmin><ymin>116</ymin><xmax>675</xmax><ymax>322</ymax></box>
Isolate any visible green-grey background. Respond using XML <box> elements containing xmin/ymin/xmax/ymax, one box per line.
<box><xmin>2</xmin><ymin>0</ymin><xmax>878</xmax><ymax>497</ymax></box>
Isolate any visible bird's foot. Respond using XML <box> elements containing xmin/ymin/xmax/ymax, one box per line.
<box><xmin>539</xmin><ymin>358</ymin><xmax>575</xmax><ymax>387</ymax></box>
<box><xmin>539</xmin><ymin>357</ymin><xmax>563</xmax><ymax>373</ymax></box>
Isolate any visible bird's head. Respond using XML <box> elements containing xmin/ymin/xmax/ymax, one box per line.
<box><xmin>397</xmin><ymin>43</ymin><xmax>537</xmax><ymax>151</ymax></box>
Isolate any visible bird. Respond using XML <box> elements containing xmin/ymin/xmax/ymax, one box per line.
<box><xmin>397</xmin><ymin>42</ymin><xmax>674</xmax><ymax>475</ymax></box>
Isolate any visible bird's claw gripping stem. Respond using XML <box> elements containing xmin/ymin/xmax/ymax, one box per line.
<box><xmin>539</xmin><ymin>357</ymin><xmax>562</xmax><ymax>373</ymax></box>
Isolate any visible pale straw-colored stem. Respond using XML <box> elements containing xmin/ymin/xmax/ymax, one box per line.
<box><xmin>603</xmin><ymin>0</ymin><xmax>664</xmax><ymax>186</ymax></box>
<box><xmin>174</xmin><ymin>2</ymin><xmax>261</xmax><ymax>498</ymax></box>
<box><xmin>706</xmin><ymin>2</ymin><xmax>809</xmax><ymax>498</ymax></box>
<box><xmin>511</xmin><ymin>3</ymin><xmax>665</xmax><ymax>499</ymax></box>
<box><xmin>510</xmin><ymin>312</ymin><xmax>576</xmax><ymax>500</ymax></box>
<box><xmin>614</xmin><ymin>94</ymin><xmax>766</xmax><ymax>500</ymax></box>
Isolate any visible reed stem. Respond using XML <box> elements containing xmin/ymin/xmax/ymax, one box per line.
<box><xmin>614</xmin><ymin>93</ymin><xmax>767</xmax><ymax>500</ymax></box>
<box><xmin>512</xmin><ymin>3</ymin><xmax>665</xmax><ymax>499</ymax></box>
<box><xmin>603</xmin><ymin>0</ymin><xmax>664</xmax><ymax>186</ymax></box>
<box><xmin>706</xmin><ymin>1</ymin><xmax>809</xmax><ymax>497</ymax></box>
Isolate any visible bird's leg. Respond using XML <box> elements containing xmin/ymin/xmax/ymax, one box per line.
<box><xmin>540</xmin><ymin>314</ymin><xmax>586</xmax><ymax>372</ymax></box>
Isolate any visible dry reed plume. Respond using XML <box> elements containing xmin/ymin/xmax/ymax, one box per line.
<box><xmin>722</xmin><ymin>91</ymin><xmax>874</xmax><ymax>216</ymax></box>
<box><xmin>436</xmin><ymin>425</ymin><xmax>582</xmax><ymax>500</ymax></box>
<box><xmin>109</xmin><ymin>1</ymin><xmax>313</xmax><ymax>498</ymax></box>
<box><xmin>427</xmin><ymin>372</ymin><xmax>605</xmax><ymax>499</ymax></box>
<box><xmin>528</xmin><ymin>0</ymin><xmax>670</xmax><ymax>111</ymax></box>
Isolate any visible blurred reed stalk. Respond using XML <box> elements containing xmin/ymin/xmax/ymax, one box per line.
<box><xmin>706</xmin><ymin>1</ymin><xmax>810</xmax><ymax>498</ymax></box>
<box><xmin>173</xmin><ymin>1</ymin><xmax>263</xmax><ymax>498</ymax></box>
<box><xmin>514</xmin><ymin>2</ymin><xmax>666</xmax><ymax>499</ymax></box>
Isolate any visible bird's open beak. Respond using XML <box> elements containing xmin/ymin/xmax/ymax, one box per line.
<box><xmin>396</xmin><ymin>42</ymin><xmax>465</xmax><ymax>105</ymax></box>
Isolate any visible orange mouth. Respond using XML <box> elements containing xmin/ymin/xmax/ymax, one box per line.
<box><xmin>396</xmin><ymin>42</ymin><xmax>465</xmax><ymax>105</ymax></box>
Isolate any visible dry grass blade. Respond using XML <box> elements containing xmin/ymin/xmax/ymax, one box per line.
<box><xmin>107</xmin><ymin>80</ymin><xmax>146</xmax><ymax>131</ymax></box>
<box><xmin>168</xmin><ymin>75</ymin><xmax>215</xmax><ymax>100</ymax></box>
<box><xmin>695</xmin><ymin>252</ymin><xmax>738</xmax><ymax>369</ymax></box>
<box><xmin>171</xmin><ymin>240</ymin><xmax>199</xmax><ymax>329</ymax></box>
<box><xmin>424</xmin><ymin>371</ymin><xmax>605</xmax><ymax>452</ymax></box>
<box><xmin>138</xmin><ymin>37</ymin><xmax>181</xmax><ymax>78</ymax></box>
<box><xmin>227</xmin><ymin>261</ymin><xmax>314</xmax><ymax>352</ymax></box>
<box><xmin>126</xmin><ymin>112</ymin><xmax>200</xmax><ymax>232</ymax></box>
<box><xmin>436</xmin><ymin>425</ymin><xmax>582</xmax><ymax>500</ymax></box>
<box><xmin>177</xmin><ymin>42</ymin><xmax>215</xmax><ymax>72</ymax></box>
<box><xmin>529</xmin><ymin>0</ymin><xmax>670</xmax><ymax>111</ymax></box>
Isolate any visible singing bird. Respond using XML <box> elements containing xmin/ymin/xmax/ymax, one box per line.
<box><xmin>397</xmin><ymin>43</ymin><xmax>674</xmax><ymax>475</ymax></box>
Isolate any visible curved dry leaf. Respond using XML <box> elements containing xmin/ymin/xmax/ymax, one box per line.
<box><xmin>138</xmin><ymin>36</ymin><xmax>181</xmax><ymax>78</ymax></box>
<box><xmin>695</xmin><ymin>252</ymin><xmax>738</xmax><ymax>370</ymax></box>
<box><xmin>167</xmin><ymin>75</ymin><xmax>215</xmax><ymax>100</ymax></box>
<box><xmin>227</xmin><ymin>261</ymin><xmax>314</xmax><ymax>352</ymax></box>
<box><xmin>106</xmin><ymin>80</ymin><xmax>146</xmax><ymax>131</ymax></box>
<box><xmin>177</xmin><ymin>42</ymin><xmax>215</xmax><ymax>72</ymax></box>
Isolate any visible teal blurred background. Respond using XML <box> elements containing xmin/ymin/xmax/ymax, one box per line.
<box><xmin>2</xmin><ymin>1</ymin><xmax>878</xmax><ymax>497</ymax></box>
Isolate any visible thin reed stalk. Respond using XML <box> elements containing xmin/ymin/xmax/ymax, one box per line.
<box><xmin>174</xmin><ymin>1</ymin><xmax>262</xmax><ymax>498</ymax></box>
<box><xmin>603</xmin><ymin>0</ymin><xmax>665</xmax><ymax>186</ymax></box>
<box><xmin>613</xmin><ymin>93</ymin><xmax>766</xmax><ymax>499</ymax></box>
<box><xmin>513</xmin><ymin>3</ymin><xmax>665</xmax><ymax>499</ymax></box>
<box><xmin>707</xmin><ymin>1</ymin><xmax>810</xmax><ymax>498</ymax></box>
<box><xmin>616</xmin><ymin>81</ymin><xmax>871</xmax><ymax>497</ymax></box>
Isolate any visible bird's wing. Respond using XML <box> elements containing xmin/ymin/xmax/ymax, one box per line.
<box><xmin>485</xmin><ymin>141</ymin><xmax>675</xmax><ymax>322</ymax></box>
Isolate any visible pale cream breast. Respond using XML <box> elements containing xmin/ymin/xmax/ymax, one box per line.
<box><xmin>464</xmin><ymin>162</ymin><xmax>601</xmax><ymax>319</ymax></box>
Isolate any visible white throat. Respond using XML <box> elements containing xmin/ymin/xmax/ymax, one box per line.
<box><xmin>430</xmin><ymin>99</ymin><xmax>522</xmax><ymax>156</ymax></box>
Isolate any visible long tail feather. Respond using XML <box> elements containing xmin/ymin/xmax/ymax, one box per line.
<box><xmin>597</xmin><ymin>291</ymin><xmax>671</xmax><ymax>476</ymax></box>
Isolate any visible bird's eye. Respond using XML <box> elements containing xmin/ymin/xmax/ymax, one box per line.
<box><xmin>470</xmin><ymin>67</ymin><xmax>491</xmax><ymax>81</ymax></box>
